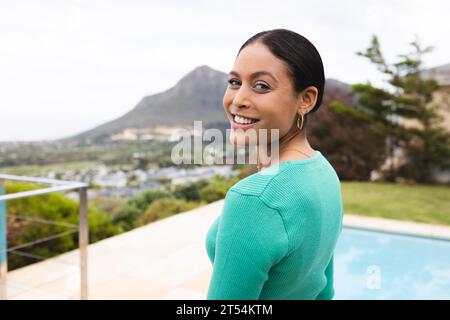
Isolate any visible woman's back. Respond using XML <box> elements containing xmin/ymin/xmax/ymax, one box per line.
<box><xmin>205</xmin><ymin>150</ymin><xmax>343</xmax><ymax>299</ymax></box>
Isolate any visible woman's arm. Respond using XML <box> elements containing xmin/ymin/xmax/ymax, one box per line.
<box><xmin>315</xmin><ymin>255</ymin><xmax>335</xmax><ymax>300</ymax></box>
<box><xmin>207</xmin><ymin>190</ymin><xmax>289</xmax><ymax>300</ymax></box>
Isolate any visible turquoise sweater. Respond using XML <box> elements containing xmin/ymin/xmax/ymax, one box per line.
<box><xmin>205</xmin><ymin>150</ymin><xmax>343</xmax><ymax>300</ymax></box>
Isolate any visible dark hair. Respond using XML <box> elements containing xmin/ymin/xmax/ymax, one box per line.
<box><xmin>237</xmin><ymin>29</ymin><xmax>325</xmax><ymax>127</ymax></box>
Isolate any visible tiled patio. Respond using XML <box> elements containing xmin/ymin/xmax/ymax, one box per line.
<box><xmin>6</xmin><ymin>199</ymin><xmax>223</xmax><ymax>300</ymax></box>
<box><xmin>3</xmin><ymin>199</ymin><xmax>450</xmax><ymax>299</ymax></box>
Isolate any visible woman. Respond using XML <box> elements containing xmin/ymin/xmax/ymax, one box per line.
<box><xmin>205</xmin><ymin>29</ymin><xmax>344</xmax><ymax>300</ymax></box>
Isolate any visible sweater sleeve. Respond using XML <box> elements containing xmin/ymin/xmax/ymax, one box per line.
<box><xmin>207</xmin><ymin>190</ymin><xmax>289</xmax><ymax>300</ymax></box>
<box><xmin>315</xmin><ymin>255</ymin><xmax>335</xmax><ymax>300</ymax></box>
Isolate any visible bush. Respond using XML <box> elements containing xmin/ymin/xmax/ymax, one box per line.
<box><xmin>172</xmin><ymin>179</ymin><xmax>209</xmax><ymax>201</ymax></box>
<box><xmin>143</xmin><ymin>198</ymin><xmax>200</xmax><ymax>224</ymax></box>
<box><xmin>113</xmin><ymin>188</ymin><xmax>172</xmax><ymax>230</ymax></box>
<box><xmin>199</xmin><ymin>176</ymin><xmax>239</xmax><ymax>203</ymax></box>
<box><xmin>4</xmin><ymin>181</ymin><xmax>121</xmax><ymax>270</ymax></box>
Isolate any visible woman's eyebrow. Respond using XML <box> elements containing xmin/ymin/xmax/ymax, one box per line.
<box><xmin>228</xmin><ymin>70</ymin><xmax>278</xmax><ymax>83</ymax></box>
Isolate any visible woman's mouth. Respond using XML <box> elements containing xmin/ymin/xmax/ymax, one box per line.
<box><xmin>231</xmin><ymin>113</ymin><xmax>260</xmax><ymax>129</ymax></box>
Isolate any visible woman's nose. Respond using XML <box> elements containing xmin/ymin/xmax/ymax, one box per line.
<box><xmin>232</xmin><ymin>86</ymin><xmax>251</xmax><ymax>109</ymax></box>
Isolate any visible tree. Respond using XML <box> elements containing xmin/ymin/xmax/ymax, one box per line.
<box><xmin>308</xmin><ymin>83</ymin><xmax>387</xmax><ymax>181</ymax></box>
<box><xmin>331</xmin><ymin>35</ymin><xmax>450</xmax><ymax>183</ymax></box>
<box><xmin>113</xmin><ymin>188</ymin><xmax>172</xmax><ymax>230</ymax></box>
<box><xmin>142</xmin><ymin>198</ymin><xmax>199</xmax><ymax>224</ymax></box>
<box><xmin>173</xmin><ymin>179</ymin><xmax>209</xmax><ymax>202</ymax></box>
<box><xmin>5</xmin><ymin>181</ymin><xmax>121</xmax><ymax>270</ymax></box>
<box><xmin>199</xmin><ymin>176</ymin><xmax>239</xmax><ymax>203</ymax></box>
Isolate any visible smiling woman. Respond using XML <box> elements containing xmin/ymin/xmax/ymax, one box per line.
<box><xmin>223</xmin><ymin>29</ymin><xmax>325</xmax><ymax>165</ymax></box>
<box><xmin>205</xmin><ymin>29</ymin><xmax>344</xmax><ymax>300</ymax></box>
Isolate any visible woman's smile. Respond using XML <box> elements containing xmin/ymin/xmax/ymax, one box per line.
<box><xmin>230</xmin><ymin>113</ymin><xmax>261</xmax><ymax>129</ymax></box>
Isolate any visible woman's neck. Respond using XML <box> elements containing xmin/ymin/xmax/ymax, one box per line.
<box><xmin>257</xmin><ymin>131</ymin><xmax>314</xmax><ymax>170</ymax></box>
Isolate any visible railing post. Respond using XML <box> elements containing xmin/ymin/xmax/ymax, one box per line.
<box><xmin>79</xmin><ymin>187</ymin><xmax>88</xmax><ymax>300</ymax></box>
<box><xmin>0</xmin><ymin>179</ymin><xmax>7</xmax><ymax>300</ymax></box>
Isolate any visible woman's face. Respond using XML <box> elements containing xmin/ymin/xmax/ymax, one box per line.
<box><xmin>223</xmin><ymin>41</ymin><xmax>302</xmax><ymax>146</ymax></box>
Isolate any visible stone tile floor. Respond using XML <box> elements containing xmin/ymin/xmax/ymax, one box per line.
<box><xmin>5</xmin><ymin>199</ymin><xmax>223</xmax><ymax>300</ymax></box>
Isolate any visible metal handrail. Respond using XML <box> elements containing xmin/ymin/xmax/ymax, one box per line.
<box><xmin>0</xmin><ymin>173</ymin><xmax>89</xmax><ymax>300</ymax></box>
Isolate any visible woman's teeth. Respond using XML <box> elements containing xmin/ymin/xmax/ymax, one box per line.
<box><xmin>234</xmin><ymin>115</ymin><xmax>258</xmax><ymax>124</ymax></box>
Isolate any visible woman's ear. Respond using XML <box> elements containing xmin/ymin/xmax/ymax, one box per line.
<box><xmin>297</xmin><ymin>86</ymin><xmax>318</xmax><ymax>114</ymax></box>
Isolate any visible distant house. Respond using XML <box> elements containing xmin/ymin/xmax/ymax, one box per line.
<box><xmin>377</xmin><ymin>63</ymin><xmax>450</xmax><ymax>183</ymax></box>
<box><xmin>427</xmin><ymin>70</ymin><xmax>450</xmax><ymax>183</ymax></box>
<box><xmin>149</xmin><ymin>165</ymin><xmax>237</xmax><ymax>185</ymax></box>
<box><xmin>110</xmin><ymin>125</ymin><xmax>199</xmax><ymax>142</ymax></box>
<box><xmin>111</xmin><ymin>128</ymin><xmax>140</xmax><ymax>141</ymax></box>
<box><xmin>400</xmin><ymin>63</ymin><xmax>450</xmax><ymax>132</ymax></box>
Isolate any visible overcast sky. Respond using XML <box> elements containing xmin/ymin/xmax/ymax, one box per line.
<box><xmin>1</xmin><ymin>0</ymin><xmax>449</xmax><ymax>141</ymax></box>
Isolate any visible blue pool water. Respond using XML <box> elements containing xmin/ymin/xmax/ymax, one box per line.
<box><xmin>334</xmin><ymin>227</ymin><xmax>450</xmax><ymax>300</ymax></box>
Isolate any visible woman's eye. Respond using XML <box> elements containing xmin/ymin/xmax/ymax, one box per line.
<box><xmin>227</xmin><ymin>79</ymin><xmax>270</xmax><ymax>90</ymax></box>
<box><xmin>255</xmin><ymin>82</ymin><xmax>269</xmax><ymax>90</ymax></box>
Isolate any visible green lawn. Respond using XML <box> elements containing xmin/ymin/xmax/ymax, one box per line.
<box><xmin>0</xmin><ymin>161</ymin><xmax>97</xmax><ymax>176</ymax></box>
<box><xmin>342</xmin><ymin>181</ymin><xmax>450</xmax><ymax>226</ymax></box>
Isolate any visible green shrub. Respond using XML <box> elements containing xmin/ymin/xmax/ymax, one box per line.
<box><xmin>4</xmin><ymin>181</ymin><xmax>121</xmax><ymax>270</ymax></box>
<box><xmin>113</xmin><ymin>188</ymin><xmax>172</xmax><ymax>230</ymax></box>
<box><xmin>143</xmin><ymin>198</ymin><xmax>200</xmax><ymax>224</ymax></box>
<box><xmin>172</xmin><ymin>179</ymin><xmax>209</xmax><ymax>201</ymax></box>
<box><xmin>199</xmin><ymin>176</ymin><xmax>239</xmax><ymax>203</ymax></box>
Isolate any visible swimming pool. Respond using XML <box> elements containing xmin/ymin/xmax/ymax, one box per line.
<box><xmin>334</xmin><ymin>227</ymin><xmax>450</xmax><ymax>300</ymax></box>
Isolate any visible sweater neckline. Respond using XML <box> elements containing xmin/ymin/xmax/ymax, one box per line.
<box><xmin>257</xmin><ymin>150</ymin><xmax>322</xmax><ymax>174</ymax></box>
<box><xmin>277</xmin><ymin>150</ymin><xmax>321</xmax><ymax>166</ymax></box>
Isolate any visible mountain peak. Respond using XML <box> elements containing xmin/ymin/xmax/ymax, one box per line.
<box><xmin>172</xmin><ymin>65</ymin><xmax>227</xmax><ymax>95</ymax></box>
<box><xmin>177</xmin><ymin>65</ymin><xmax>221</xmax><ymax>84</ymax></box>
<box><xmin>193</xmin><ymin>64</ymin><xmax>215</xmax><ymax>73</ymax></box>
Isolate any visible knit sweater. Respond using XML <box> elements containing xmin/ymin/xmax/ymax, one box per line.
<box><xmin>205</xmin><ymin>150</ymin><xmax>343</xmax><ymax>300</ymax></box>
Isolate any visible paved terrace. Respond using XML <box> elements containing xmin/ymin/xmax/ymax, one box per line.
<box><xmin>4</xmin><ymin>199</ymin><xmax>450</xmax><ymax>299</ymax></box>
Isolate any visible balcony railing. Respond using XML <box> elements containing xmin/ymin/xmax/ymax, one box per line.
<box><xmin>0</xmin><ymin>174</ymin><xmax>88</xmax><ymax>300</ymax></box>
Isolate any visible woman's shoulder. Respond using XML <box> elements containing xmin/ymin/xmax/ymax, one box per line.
<box><xmin>228</xmin><ymin>167</ymin><xmax>281</xmax><ymax>198</ymax></box>
<box><xmin>230</xmin><ymin>150</ymin><xmax>327</xmax><ymax>198</ymax></box>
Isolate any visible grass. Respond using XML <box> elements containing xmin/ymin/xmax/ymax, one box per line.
<box><xmin>0</xmin><ymin>161</ymin><xmax>97</xmax><ymax>176</ymax></box>
<box><xmin>342</xmin><ymin>181</ymin><xmax>450</xmax><ymax>226</ymax></box>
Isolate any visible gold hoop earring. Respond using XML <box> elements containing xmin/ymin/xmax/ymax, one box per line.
<box><xmin>297</xmin><ymin>113</ymin><xmax>304</xmax><ymax>131</ymax></box>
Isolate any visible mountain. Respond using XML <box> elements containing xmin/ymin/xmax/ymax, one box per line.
<box><xmin>67</xmin><ymin>65</ymin><xmax>229</xmax><ymax>143</ymax></box>
<box><xmin>421</xmin><ymin>63</ymin><xmax>450</xmax><ymax>86</ymax></box>
<box><xmin>66</xmin><ymin>65</ymin><xmax>353</xmax><ymax>144</ymax></box>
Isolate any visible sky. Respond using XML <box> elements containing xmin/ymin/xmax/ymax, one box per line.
<box><xmin>1</xmin><ymin>0</ymin><xmax>450</xmax><ymax>141</ymax></box>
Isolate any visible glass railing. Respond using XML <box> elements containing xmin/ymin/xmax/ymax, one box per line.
<box><xmin>0</xmin><ymin>174</ymin><xmax>88</xmax><ymax>300</ymax></box>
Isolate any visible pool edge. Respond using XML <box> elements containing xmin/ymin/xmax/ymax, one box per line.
<box><xmin>343</xmin><ymin>214</ymin><xmax>450</xmax><ymax>241</ymax></box>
